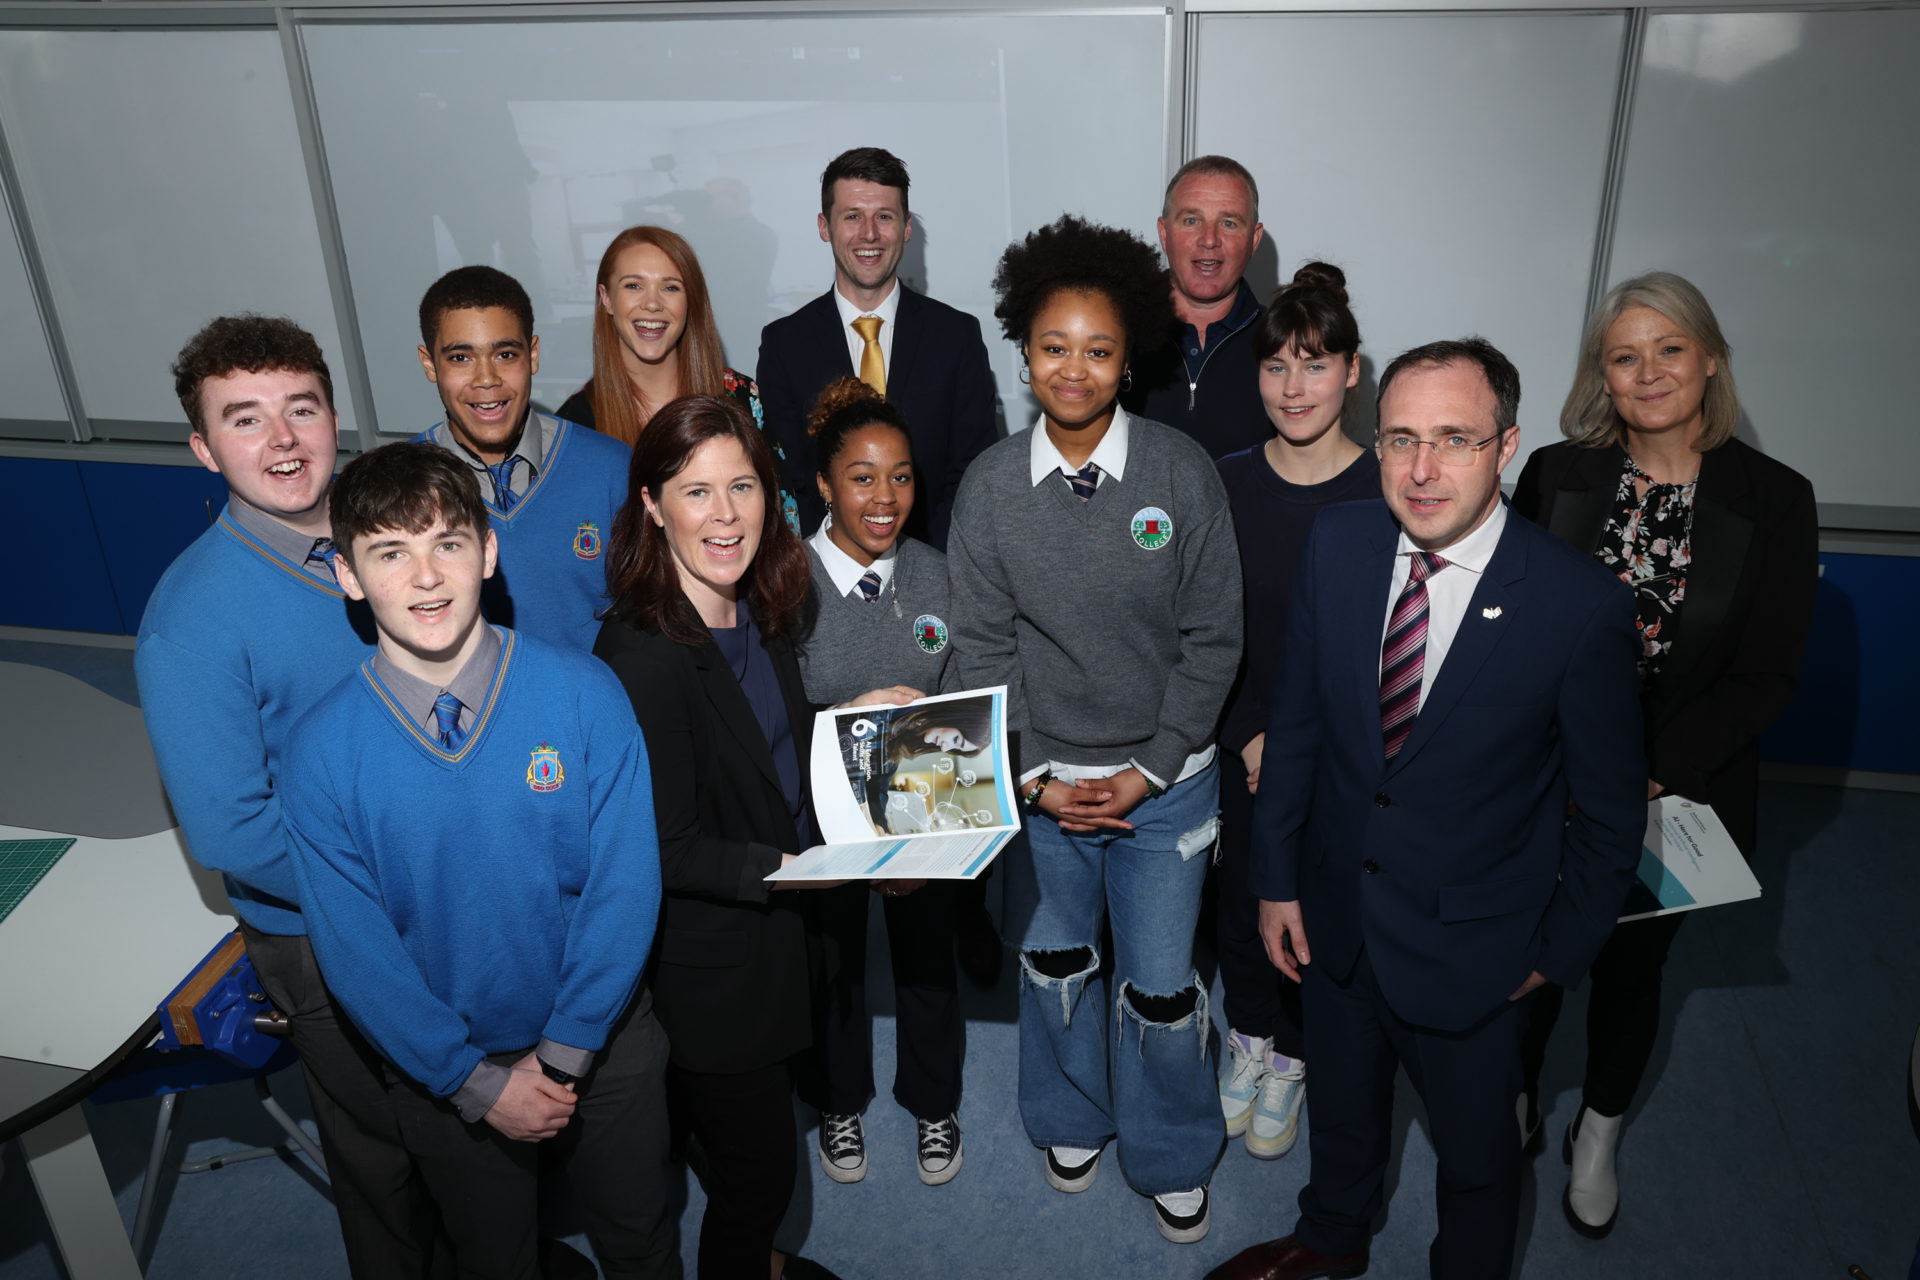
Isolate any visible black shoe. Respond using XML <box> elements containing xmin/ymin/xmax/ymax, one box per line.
<box><xmin>955</xmin><ymin>908</ymin><xmax>1004</xmax><ymax>988</ymax></box>
<box><xmin>818</xmin><ymin>1112</ymin><xmax>867</xmax><ymax>1183</ymax></box>
<box><xmin>1044</xmin><ymin>1145</ymin><xmax>1100</xmax><ymax>1193</ymax></box>
<box><xmin>916</xmin><ymin>1113</ymin><xmax>963</xmax><ymax>1185</ymax></box>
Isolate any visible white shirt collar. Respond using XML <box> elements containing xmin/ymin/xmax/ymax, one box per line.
<box><xmin>809</xmin><ymin>517</ymin><xmax>897</xmax><ymax>598</ymax></box>
<box><xmin>833</xmin><ymin>279</ymin><xmax>901</xmax><ymax>328</ymax></box>
<box><xmin>1393</xmin><ymin>496</ymin><xmax>1509</xmax><ymax>573</ymax></box>
<box><xmin>1028</xmin><ymin>404</ymin><xmax>1132</xmax><ymax>487</ymax></box>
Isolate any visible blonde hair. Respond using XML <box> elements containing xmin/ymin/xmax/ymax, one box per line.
<box><xmin>1560</xmin><ymin>271</ymin><xmax>1740</xmax><ymax>452</ymax></box>
<box><xmin>588</xmin><ymin>226</ymin><xmax>730</xmax><ymax>447</ymax></box>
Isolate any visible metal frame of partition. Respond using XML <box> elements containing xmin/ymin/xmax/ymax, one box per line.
<box><xmin>0</xmin><ymin>0</ymin><xmax>1912</xmax><ymax>533</ymax></box>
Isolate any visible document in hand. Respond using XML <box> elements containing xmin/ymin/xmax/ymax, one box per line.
<box><xmin>766</xmin><ymin>686</ymin><xmax>1019</xmax><ymax>883</ymax></box>
<box><xmin>1617</xmin><ymin>795</ymin><xmax>1761</xmax><ymax>923</ymax></box>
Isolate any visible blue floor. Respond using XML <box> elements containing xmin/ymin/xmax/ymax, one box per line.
<box><xmin>3</xmin><ymin>637</ymin><xmax>1916</xmax><ymax>1279</ymax></box>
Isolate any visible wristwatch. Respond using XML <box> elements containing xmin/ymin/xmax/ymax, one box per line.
<box><xmin>538</xmin><ymin>1058</ymin><xmax>578</xmax><ymax>1088</ymax></box>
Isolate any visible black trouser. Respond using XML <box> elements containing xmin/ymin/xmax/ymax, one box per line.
<box><xmin>669</xmin><ymin>1060</ymin><xmax>797</xmax><ymax>1280</ymax></box>
<box><xmin>1296</xmin><ymin>948</ymin><xmax>1524</xmax><ymax>1280</ymax></box>
<box><xmin>815</xmin><ymin>880</ymin><xmax>963</xmax><ymax>1120</ymax></box>
<box><xmin>387</xmin><ymin>996</ymin><xmax>678</xmax><ymax>1280</ymax></box>
<box><xmin>1215</xmin><ymin>749</ymin><xmax>1306</xmax><ymax>1059</ymax></box>
<box><xmin>1521</xmin><ymin>910</ymin><xmax>1688</xmax><ymax>1118</ymax></box>
<box><xmin>242</xmin><ymin>924</ymin><xmax>452</xmax><ymax>1280</ymax></box>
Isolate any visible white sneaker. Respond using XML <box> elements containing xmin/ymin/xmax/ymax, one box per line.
<box><xmin>1153</xmin><ymin>1187</ymin><xmax>1210</xmax><ymax>1244</ymax></box>
<box><xmin>818</xmin><ymin>1112</ymin><xmax>867</xmax><ymax>1184</ymax></box>
<box><xmin>1218</xmin><ymin>1029</ymin><xmax>1271</xmax><ymax>1138</ymax></box>
<box><xmin>1563</xmin><ymin>1105</ymin><xmax>1622</xmax><ymax>1236</ymax></box>
<box><xmin>1246</xmin><ymin>1051</ymin><xmax>1305</xmax><ymax>1159</ymax></box>
<box><xmin>1045</xmin><ymin>1145</ymin><xmax>1101</xmax><ymax>1193</ymax></box>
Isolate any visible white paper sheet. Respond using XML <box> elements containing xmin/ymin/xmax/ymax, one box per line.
<box><xmin>1617</xmin><ymin>795</ymin><xmax>1761</xmax><ymax>922</ymax></box>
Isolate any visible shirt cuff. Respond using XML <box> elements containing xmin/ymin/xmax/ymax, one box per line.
<box><xmin>452</xmin><ymin>1060</ymin><xmax>512</xmax><ymax>1124</ymax></box>
<box><xmin>536</xmin><ymin>1039</ymin><xmax>594</xmax><ymax>1079</ymax></box>
<box><xmin>1128</xmin><ymin>759</ymin><xmax>1169</xmax><ymax>791</ymax></box>
<box><xmin>1019</xmin><ymin>764</ymin><xmax>1049</xmax><ymax>785</ymax></box>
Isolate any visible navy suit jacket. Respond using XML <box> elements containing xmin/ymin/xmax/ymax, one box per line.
<box><xmin>755</xmin><ymin>284</ymin><xmax>998</xmax><ymax>549</ymax></box>
<box><xmin>1249</xmin><ymin>499</ymin><xmax>1646</xmax><ymax>1031</ymax></box>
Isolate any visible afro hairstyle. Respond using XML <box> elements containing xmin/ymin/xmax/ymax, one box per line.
<box><xmin>991</xmin><ymin>214</ymin><xmax>1174</xmax><ymax>362</ymax></box>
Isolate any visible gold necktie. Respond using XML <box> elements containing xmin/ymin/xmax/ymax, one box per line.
<box><xmin>851</xmin><ymin>315</ymin><xmax>886</xmax><ymax>395</ymax></box>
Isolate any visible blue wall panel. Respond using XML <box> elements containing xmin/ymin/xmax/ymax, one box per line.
<box><xmin>78</xmin><ymin>461</ymin><xmax>231</xmax><ymax>634</ymax></box>
<box><xmin>1759</xmin><ymin>552</ymin><xmax>1919</xmax><ymax>775</ymax></box>
<box><xmin>0</xmin><ymin>457</ymin><xmax>123</xmax><ymax>633</ymax></box>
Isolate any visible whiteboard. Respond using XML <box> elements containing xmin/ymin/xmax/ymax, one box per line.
<box><xmin>0</xmin><ymin>166</ymin><xmax>68</xmax><ymax>436</ymax></box>
<box><xmin>1190</xmin><ymin>12</ymin><xmax>1625</xmax><ymax>459</ymax></box>
<box><xmin>299</xmin><ymin>10</ymin><xmax>1172</xmax><ymax>437</ymax></box>
<box><xmin>1608</xmin><ymin>9</ymin><xmax>1920</xmax><ymax>519</ymax></box>
<box><xmin>0</xmin><ymin>29</ymin><xmax>356</xmax><ymax>442</ymax></box>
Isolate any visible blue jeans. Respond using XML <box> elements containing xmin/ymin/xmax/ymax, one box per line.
<box><xmin>1008</xmin><ymin>762</ymin><xmax>1226</xmax><ymax>1195</ymax></box>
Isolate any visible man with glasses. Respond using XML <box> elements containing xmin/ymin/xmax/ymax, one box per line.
<box><xmin>1206</xmin><ymin>338</ymin><xmax>1646</xmax><ymax>1280</ymax></box>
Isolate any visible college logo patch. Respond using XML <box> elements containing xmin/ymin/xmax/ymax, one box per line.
<box><xmin>1131</xmin><ymin>507</ymin><xmax>1173</xmax><ymax>550</ymax></box>
<box><xmin>527</xmin><ymin>744</ymin><xmax>565</xmax><ymax>793</ymax></box>
<box><xmin>572</xmin><ymin>522</ymin><xmax>602</xmax><ymax>560</ymax></box>
<box><xmin>913</xmin><ymin>614</ymin><xmax>949</xmax><ymax>655</ymax></box>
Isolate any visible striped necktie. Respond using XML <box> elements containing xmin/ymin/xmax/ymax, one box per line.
<box><xmin>432</xmin><ymin>691</ymin><xmax>466</xmax><ymax>751</ymax></box>
<box><xmin>1380</xmin><ymin>552</ymin><xmax>1447</xmax><ymax>761</ymax></box>
<box><xmin>484</xmin><ymin>456</ymin><xmax>526</xmax><ymax>512</ymax></box>
<box><xmin>856</xmin><ymin>569</ymin><xmax>883</xmax><ymax>603</ymax></box>
<box><xmin>1067</xmin><ymin>463</ymin><xmax>1101</xmax><ymax>502</ymax></box>
<box><xmin>305</xmin><ymin>538</ymin><xmax>338</xmax><ymax>581</ymax></box>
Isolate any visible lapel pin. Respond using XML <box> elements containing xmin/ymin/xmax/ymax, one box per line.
<box><xmin>1482</xmin><ymin>606</ymin><xmax>1503</xmax><ymax>620</ymax></box>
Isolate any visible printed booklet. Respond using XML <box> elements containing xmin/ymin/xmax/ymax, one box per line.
<box><xmin>765</xmin><ymin>686</ymin><xmax>1018</xmax><ymax>882</ymax></box>
<box><xmin>1617</xmin><ymin>795</ymin><xmax>1762</xmax><ymax>922</ymax></box>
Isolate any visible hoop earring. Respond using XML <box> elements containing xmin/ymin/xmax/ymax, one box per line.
<box><xmin>1121</xmin><ymin>368</ymin><xmax>1133</xmax><ymax>393</ymax></box>
<box><xmin>1018</xmin><ymin>366</ymin><xmax>1031</xmax><ymax>386</ymax></box>
<box><xmin>823</xmin><ymin>501</ymin><xmax>833</xmax><ymax>531</ymax></box>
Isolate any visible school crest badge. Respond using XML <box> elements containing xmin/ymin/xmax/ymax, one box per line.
<box><xmin>1131</xmin><ymin>507</ymin><xmax>1173</xmax><ymax>550</ymax></box>
<box><xmin>527</xmin><ymin>743</ymin><xmax>565</xmax><ymax>792</ymax></box>
<box><xmin>572</xmin><ymin>522</ymin><xmax>602</xmax><ymax>560</ymax></box>
<box><xmin>913</xmin><ymin>614</ymin><xmax>949</xmax><ymax>655</ymax></box>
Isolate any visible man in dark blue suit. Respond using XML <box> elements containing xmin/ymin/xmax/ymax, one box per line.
<box><xmin>755</xmin><ymin>146</ymin><xmax>998</xmax><ymax>550</ymax></box>
<box><xmin>1207</xmin><ymin>338</ymin><xmax>1645</xmax><ymax>1280</ymax></box>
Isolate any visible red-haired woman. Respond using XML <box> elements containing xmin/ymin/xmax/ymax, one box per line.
<box><xmin>560</xmin><ymin>225</ymin><xmax>799</xmax><ymax>532</ymax></box>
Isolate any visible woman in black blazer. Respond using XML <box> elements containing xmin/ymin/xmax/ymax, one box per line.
<box><xmin>593</xmin><ymin>394</ymin><xmax>867</xmax><ymax>1280</ymax></box>
<box><xmin>1511</xmin><ymin>271</ymin><xmax>1817</xmax><ymax>1239</ymax></box>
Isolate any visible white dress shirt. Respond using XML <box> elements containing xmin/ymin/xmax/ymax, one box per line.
<box><xmin>1020</xmin><ymin>404</ymin><xmax>1214</xmax><ymax>789</ymax></box>
<box><xmin>808</xmin><ymin>516</ymin><xmax>896</xmax><ymax>597</ymax></box>
<box><xmin>1381</xmin><ymin>499</ymin><xmax>1510</xmax><ymax>713</ymax></box>
<box><xmin>833</xmin><ymin>280</ymin><xmax>901</xmax><ymax>379</ymax></box>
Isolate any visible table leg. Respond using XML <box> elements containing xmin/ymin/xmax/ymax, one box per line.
<box><xmin>20</xmin><ymin>1103</ymin><xmax>143</xmax><ymax>1280</ymax></box>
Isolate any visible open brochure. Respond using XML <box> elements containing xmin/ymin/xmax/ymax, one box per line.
<box><xmin>766</xmin><ymin>686</ymin><xmax>1019</xmax><ymax>882</ymax></box>
<box><xmin>1617</xmin><ymin>794</ymin><xmax>1761</xmax><ymax>922</ymax></box>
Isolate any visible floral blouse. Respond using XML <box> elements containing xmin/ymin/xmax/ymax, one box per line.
<box><xmin>720</xmin><ymin>367</ymin><xmax>801</xmax><ymax>537</ymax></box>
<box><xmin>1595</xmin><ymin>454</ymin><xmax>1696</xmax><ymax>682</ymax></box>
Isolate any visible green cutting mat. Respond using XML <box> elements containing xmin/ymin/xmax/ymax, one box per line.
<box><xmin>0</xmin><ymin>837</ymin><xmax>76</xmax><ymax>924</ymax></box>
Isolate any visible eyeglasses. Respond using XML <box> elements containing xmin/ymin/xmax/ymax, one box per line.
<box><xmin>1374</xmin><ymin>431</ymin><xmax>1506</xmax><ymax>467</ymax></box>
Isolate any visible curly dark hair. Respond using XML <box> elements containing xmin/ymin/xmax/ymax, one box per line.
<box><xmin>991</xmin><ymin>215</ymin><xmax>1173</xmax><ymax>362</ymax></box>
<box><xmin>418</xmin><ymin>265</ymin><xmax>534</xmax><ymax>350</ymax></box>
<box><xmin>172</xmin><ymin>314</ymin><xmax>334</xmax><ymax>435</ymax></box>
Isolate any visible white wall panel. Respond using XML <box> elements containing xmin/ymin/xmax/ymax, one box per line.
<box><xmin>1610</xmin><ymin>9</ymin><xmax>1920</xmax><ymax>515</ymax></box>
<box><xmin>300</xmin><ymin>11</ymin><xmax>1170</xmax><ymax>435</ymax></box>
<box><xmin>1191</xmin><ymin>12</ymin><xmax>1624</xmax><ymax>459</ymax></box>
<box><xmin>0</xmin><ymin>29</ymin><xmax>354</xmax><ymax>442</ymax></box>
<box><xmin>0</xmin><ymin>166</ymin><xmax>68</xmax><ymax>436</ymax></box>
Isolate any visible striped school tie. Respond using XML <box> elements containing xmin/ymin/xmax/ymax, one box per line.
<box><xmin>856</xmin><ymin>569</ymin><xmax>883</xmax><ymax>603</ymax></box>
<box><xmin>484</xmin><ymin>456</ymin><xmax>526</xmax><ymax>512</ymax></box>
<box><xmin>432</xmin><ymin>691</ymin><xmax>466</xmax><ymax>751</ymax></box>
<box><xmin>1067</xmin><ymin>463</ymin><xmax>1101</xmax><ymax>501</ymax></box>
<box><xmin>1379</xmin><ymin>552</ymin><xmax>1447</xmax><ymax>761</ymax></box>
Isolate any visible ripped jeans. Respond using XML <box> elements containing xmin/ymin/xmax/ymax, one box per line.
<box><xmin>1008</xmin><ymin>761</ymin><xmax>1227</xmax><ymax>1195</ymax></box>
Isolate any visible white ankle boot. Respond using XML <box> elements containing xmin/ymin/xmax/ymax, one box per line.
<box><xmin>1562</xmin><ymin>1104</ymin><xmax>1622</xmax><ymax>1236</ymax></box>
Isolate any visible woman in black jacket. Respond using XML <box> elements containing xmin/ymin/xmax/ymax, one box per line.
<box><xmin>1511</xmin><ymin>271</ymin><xmax>1817</xmax><ymax>1239</ymax></box>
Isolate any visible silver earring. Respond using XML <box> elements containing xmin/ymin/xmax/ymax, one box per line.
<box><xmin>1019</xmin><ymin>366</ymin><xmax>1031</xmax><ymax>385</ymax></box>
<box><xmin>1121</xmin><ymin>368</ymin><xmax>1133</xmax><ymax>393</ymax></box>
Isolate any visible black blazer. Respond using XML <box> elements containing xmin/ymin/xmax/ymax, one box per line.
<box><xmin>755</xmin><ymin>284</ymin><xmax>998</xmax><ymax>549</ymax></box>
<box><xmin>592</xmin><ymin>611</ymin><xmax>817</xmax><ymax>1074</ymax></box>
<box><xmin>1511</xmin><ymin>438</ymin><xmax>1818</xmax><ymax>854</ymax></box>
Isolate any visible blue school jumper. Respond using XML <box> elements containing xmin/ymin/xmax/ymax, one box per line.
<box><xmin>135</xmin><ymin>506</ymin><xmax>374</xmax><ymax>935</ymax></box>
<box><xmin>283</xmin><ymin>628</ymin><xmax>661</xmax><ymax>1099</ymax></box>
<box><xmin>414</xmin><ymin>415</ymin><xmax>631</xmax><ymax>652</ymax></box>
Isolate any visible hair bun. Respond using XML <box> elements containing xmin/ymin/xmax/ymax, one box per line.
<box><xmin>807</xmin><ymin>375</ymin><xmax>884</xmax><ymax>437</ymax></box>
<box><xmin>1285</xmin><ymin>261</ymin><xmax>1349</xmax><ymax>305</ymax></box>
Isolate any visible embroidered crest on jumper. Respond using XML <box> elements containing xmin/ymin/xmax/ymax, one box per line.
<box><xmin>527</xmin><ymin>744</ymin><xmax>565</xmax><ymax>792</ymax></box>
<box><xmin>572</xmin><ymin>522</ymin><xmax>602</xmax><ymax>560</ymax></box>
<box><xmin>1131</xmin><ymin>507</ymin><xmax>1173</xmax><ymax>550</ymax></box>
<box><xmin>913</xmin><ymin>614</ymin><xmax>949</xmax><ymax>654</ymax></box>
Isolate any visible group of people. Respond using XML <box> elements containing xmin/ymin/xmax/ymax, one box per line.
<box><xmin>133</xmin><ymin>145</ymin><xmax>1818</xmax><ymax>1280</ymax></box>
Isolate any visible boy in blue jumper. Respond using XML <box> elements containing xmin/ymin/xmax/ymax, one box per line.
<box><xmin>284</xmin><ymin>442</ymin><xmax>676</xmax><ymax>1278</ymax></box>
<box><xmin>136</xmin><ymin>315</ymin><xmax>447</xmax><ymax>1280</ymax></box>
<box><xmin>413</xmin><ymin>265</ymin><xmax>632</xmax><ymax>651</ymax></box>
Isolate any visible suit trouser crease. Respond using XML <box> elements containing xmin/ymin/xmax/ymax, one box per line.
<box><xmin>1009</xmin><ymin>763</ymin><xmax>1228</xmax><ymax>1196</ymax></box>
<box><xmin>1214</xmin><ymin>751</ymin><xmax>1307</xmax><ymax>1057</ymax></box>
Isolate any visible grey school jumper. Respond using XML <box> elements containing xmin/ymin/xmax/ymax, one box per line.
<box><xmin>946</xmin><ymin>414</ymin><xmax>1243</xmax><ymax>783</ymax></box>
<box><xmin>797</xmin><ymin>537</ymin><xmax>953</xmax><ymax>705</ymax></box>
